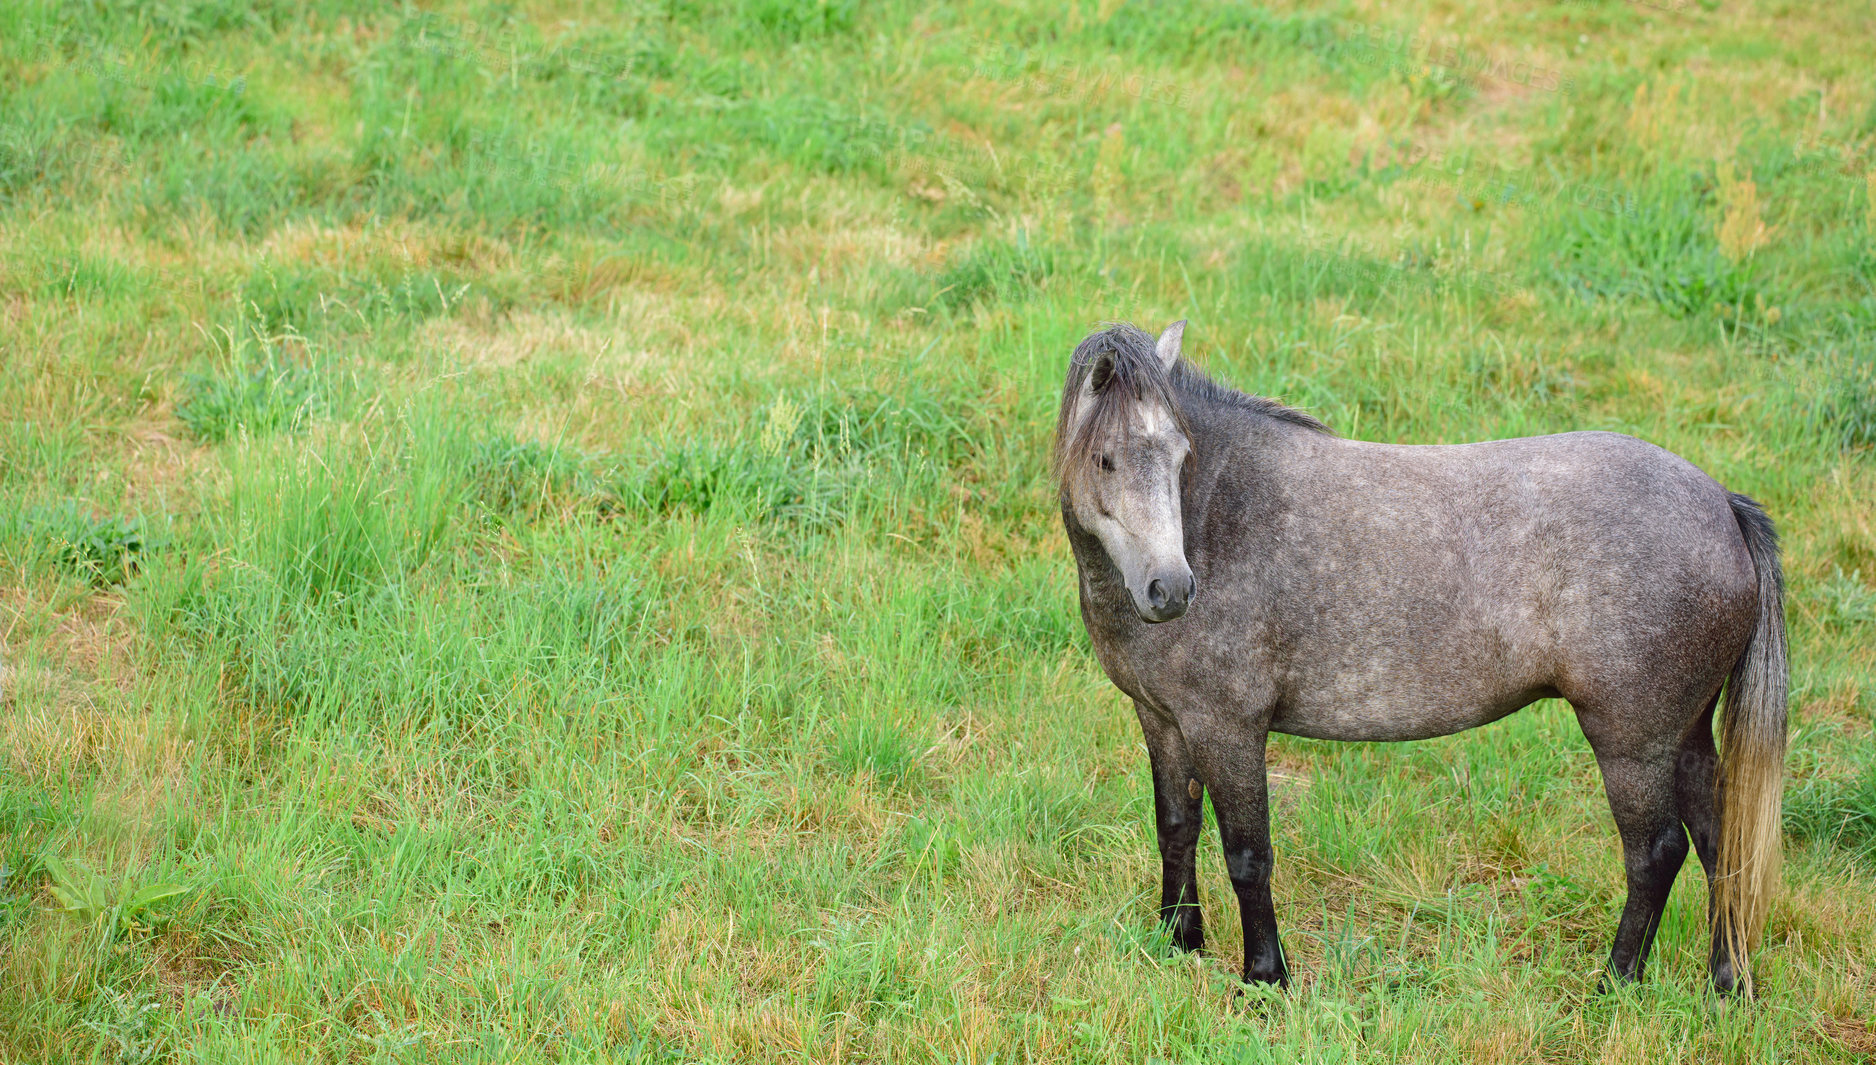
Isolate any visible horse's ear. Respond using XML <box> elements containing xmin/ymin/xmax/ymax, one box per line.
<box><xmin>1156</xmin><ymin>320</ymin><xmax>1186</xmax><ymax>370</ymax></box>
<box><xmin>1086</xmin><ymin>351</ymin><xmax>1116</xmax><ymax>393</ymax></box>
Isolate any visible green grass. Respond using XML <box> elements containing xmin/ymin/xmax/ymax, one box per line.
<box><xmin>2</xmin><ymin>0</ymin><xmax>1874</xmax><ymax>1061</ymax></box>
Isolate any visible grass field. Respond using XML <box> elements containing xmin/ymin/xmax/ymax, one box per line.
<box><xmin>2</xmin><ymin>0</ymin><xmax>1875</xmax><ymax>1060</ymax></box>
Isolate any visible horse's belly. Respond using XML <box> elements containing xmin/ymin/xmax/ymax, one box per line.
<box><xmin>1267</xmin><ymin>683</ymin><xmax>1556</xmax><ymax>742</ymax></box>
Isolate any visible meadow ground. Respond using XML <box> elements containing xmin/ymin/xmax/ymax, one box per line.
<box><xmin>2</xmin><ymin>0</ymin><xmax>1875</xmax><ymax>1061</ymax></box>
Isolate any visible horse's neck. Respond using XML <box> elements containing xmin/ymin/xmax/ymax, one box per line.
<box><xmin>1181</xmin><ymin>401</ymin><xmax>1299</xmax><ymax>528</ymax></box>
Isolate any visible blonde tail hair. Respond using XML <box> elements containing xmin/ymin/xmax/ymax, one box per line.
<box><xmin>1714</xmin><ymin>493</ymin><xmax>1787</xmax><ymax>996</ymax></box>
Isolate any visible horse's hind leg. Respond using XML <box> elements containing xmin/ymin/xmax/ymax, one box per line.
<box><xmin>1136</xmin><ymin>702</ymin><xmax>1205</xmax><ymax>952</ymax></box>
<box><xmin>1676</xmin><ymin>692</ymin><xmax>1739</xmax><ymax>991</ymax></box>
<box><xmin>1577</xmin><ymin>710</ymin><xmax>1691</xmax><ymax>983</ymax></box>
<box><xmin>1676</xmin><ymin>694</ymin><xmax>1721</xmax><ymax>885</ymax></box>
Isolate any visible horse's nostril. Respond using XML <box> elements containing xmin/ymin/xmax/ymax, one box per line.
<box><xmin>1187</xmin><ymin>576</ymin><xmax>1198</xmax><ymax>601</ymax></box>
<box><xmin>1147</xmin><ymin>579</ymin><xmax>1167</xmax><ymax>608</ymax></box>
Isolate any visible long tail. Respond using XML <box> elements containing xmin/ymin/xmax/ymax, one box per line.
<box><xmin>1714</xmin><ymin>493</ymin><xmax>1788</xmax><ymax>995</ymax></box>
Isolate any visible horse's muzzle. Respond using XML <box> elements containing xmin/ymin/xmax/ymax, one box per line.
<box><xmin>1139</xmin><ymin>572</ymin><xmax>1197</xmax><ymax>623</ymax></box>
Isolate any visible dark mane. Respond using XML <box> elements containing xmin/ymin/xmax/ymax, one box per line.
<box><xmin>1054</xmin><ymin>322</ymin><xmax>1331</xmax><ymax>497</ymax></box>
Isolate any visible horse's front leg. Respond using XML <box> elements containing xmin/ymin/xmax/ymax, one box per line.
<box><xmin>1190</xmin><ymin>723</ymin><xmax>1287</xmax><ymax>987</ymax></box>
<box><xmin>1136</xmin><ymin>701</ymin><xmax>1205</xmax><ymax>953</ymax></box>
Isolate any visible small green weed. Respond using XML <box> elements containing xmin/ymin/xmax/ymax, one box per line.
<box><xmin>467</xmin><ymin>436</ymin><xmax>587</xmax><ymax>519</ymax></box>
<box><xmin>1817</xmin><ymin>568</ymin><xmax>1876</xmax><ymax>626</ymax></box>
<box><xmin>42</xmin><ymin>856</ymin><xmax>187</xmax><ymax>942</ymax></box>
<box><xmin>175</xmin><ymin>351</ymin><xmax>317</xmax><ymax>444</ymax></box>
<box><xmin>79</xmin><ymin>992</ymin><xmax>162</xmax><ymax>1065</ymax></box>
<box><xmin>33</xmin><ymin>504</ymin><xmax>158</xmax><ymax>585</ymax></box>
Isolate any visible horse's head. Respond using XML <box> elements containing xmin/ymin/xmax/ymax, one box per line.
<box><xmin>1056</xmin><ymin>321</ymin><xmax>1197</xmax><ymax>623</ymax></box>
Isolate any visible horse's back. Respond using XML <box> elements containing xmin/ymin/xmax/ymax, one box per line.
<box><xmin>1294</xmin><ymin>429</ymin><xmax>1753</xmax><ymax>608</ymax></box>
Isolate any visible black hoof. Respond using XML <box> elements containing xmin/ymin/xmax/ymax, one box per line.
<box><xmin>1169</xmin><ymin>924</ymin><xmax>1204</xmax><ymax>954</ymax></box>
<box><xmin>1240</xmin><ymin>967</ymin><xmax>1289</xmax><ymax>991</ymax></box>
<box><xmin>1160</xmin><ymin>907</ymin><xmax>1204</xmax><ymax>954</ymax></box>
<box><xmin>1596</xmin><ymin>972</ymin><xmax>1639</xmax><ymax>995</ymax></box>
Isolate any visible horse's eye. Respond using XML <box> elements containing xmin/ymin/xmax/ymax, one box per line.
<box><xmin>1094</xmin><ymin>453</ymin><xmax>1115</xmax><ymax>471</ymax></box>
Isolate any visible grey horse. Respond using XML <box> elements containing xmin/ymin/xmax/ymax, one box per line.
<box><xmin>1057</xmin><ymin>321</ymin><xmax>1787</xmax><ymax>994</ymax></box>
